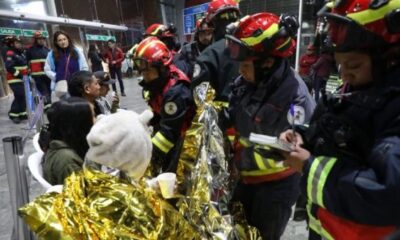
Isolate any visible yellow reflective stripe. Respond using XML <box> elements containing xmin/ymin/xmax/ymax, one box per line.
<box><xmin>307</xmin><ymin>203</ymin><xmax>334</xmax><ymax>240</ymax></box>
<box><xmin>15</xmin><ymin>66</ymin><xmax>28</xmax><ymax>70</ymax></box>
<box><xmin>31</xmin><ymin>72</ymin><xmax>46</xmax><ymax>76</ymax></box>
<box><xmin>239</xmin><ymin>138</ymin><xmax>251</xmax><ymax>147</ymax></box>
<box><xmin>326</xmin><ymin>1</ymin><xmax>334</xmax><ymax>8</ymax></box>
<box><xmin>143</xmin><ymin>90</ymin><xmax>150</xmax><ymax>101</ymax></box>
<box><xmin>276</xmin><ymin>37</ymin><xmax>291</xmax><ymax>50</ymax></box>
<box><xmin>307</xmin><ymin>156</ymin><xmax>337</xmax><ymax>208</ymax></box>
<box><xmin>241</xmin><ymin>23</ymin><xmax>279</xmax><ymax>46</ymax></box>
<box><xmin>254</xmin><ymin>151</ymin><xmax>268</xmax><ymax>170</ymax></box>
<box><xmin>152</xmin><ymin>25</ymin><xmax>164</xmax><ymax>35</ymax></box>
<box><xmin>138</xmin><ymin>39</ymin><xmax>163</xmax><ymax>57</ymax></box>
<box><xmin>9</xmin><ymin>113</ymin><xmax>19</xmax><ymax>117</ymax></box>
<box><xmin>347</xmin><ymin>0</ymin><xmax>400</xmax><ymax>25</ymax></box>
<box><xmin>13</xmin><ymin>70</ymin><xmax>20</xmax><ymax>76</ymax></box>
<box><xmin>227</xmin><ymin>135</ymin><xmax>235</xmax><ymax>142</ymax></box>
<box><xmin>151</xmin><ymin>132</ymin><xmax>174</xmax><ymax>154</ymax></box>
<box><xmin>8</xmin><ymin>79</ymin><xmax>23</xmax><ymax>84</ymax></box>
<box><xmin>30</xmin><ymin>59</ymin><xmax>46</xmax><ymax>63</ymax></box>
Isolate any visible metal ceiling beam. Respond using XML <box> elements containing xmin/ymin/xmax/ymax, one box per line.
<box><xmin>0</xmin><ymin>9</ymin><xmax>128</xmax><ymax>31</ymax></box>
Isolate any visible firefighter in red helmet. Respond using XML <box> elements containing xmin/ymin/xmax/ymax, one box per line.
<box><xmin>174</xmin><ymin>17</ymin><xmax>214</xmax><ymax>78</ymax></box>
<box><xmin>133</xmin><ymin>37</ymin><xmax>194</xmax><ymax>174</ymax></box>
<box><xmin>144</xmin><ymin>23</ymin><xmax>179</xmax><ymax>53</ymax></box>
<box><xmin>4</xmin><ymin>35</ymin><xmax>29</xmax><ymax>124</ymax></box>
<box><xmin>280</xmin><ymin>0</ymin><xmax>400</xmax><ymax>239</ymax></box>
<box><xmin>223</xmin><ymin>12</ymin><xmax>315</xmax><ymax>239</ymax></box>
<box><xmin>191</xmin><ymin>0</ymin><xmax>241</xmax><ymax>101</ymax></box>
<box><xmin>26</xmin><ymin>31</ymin><xmax>51</xmax><ymax>109</ymax></box>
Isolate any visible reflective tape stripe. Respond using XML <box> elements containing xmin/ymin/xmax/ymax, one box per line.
<box><xmin>8</xmin><ymin>79</ymin><xmax>23</xmax><ymax>84</ymax></box>
<box><xmin>227</xmin><ymin>135</ymin><xmax>235</xmax><ymax>142</ymax></box>
<box><xmin>276</xmin><ymin>37</ymin><xmax>291</xmax><ymax>50</ymax></box>
<box><xmin>307</xmin><ymin>156</ymin><xmax>337</xmax><ymax>208</ymax></box>
<box><xmin>31</xmin><ymin>72</ymin><xmax>46</xmax><ymax>76</ymax></box>
<box><xmin>151</xmin><ymin>132</ymin><xmax>174</xmax><ymax>154</ymax></box>
<box><xmin>9</xmin><ymin>112</ymin><xmax>27</xmax><ymax>117</ymax></box>
<box><xmin>15</xmin><ymin>66</ymin><xmax>28</xmax><ymax>70</ymax></box>
<box><xmin>152</xmin><ymin>25</ymin><xmax>164</xmax><ymax>35</ymax></box>
<box><xmin>30</xmin><ymin>59</ymin><xmax>46</xmax><ymax>63</ymax></box>
<box><xmin>241</xmin><ymin>23</ymin><xmax>279</xmax><ymax>46</ymax></box>
<box><xmin>347</xmin><ymin>1</ymin><xmax>400</xmax><ymax>25</ymax></box>
<box><xmin>307</xmin><ymin>203</ymin><xmax>334</xmax><ymax>240</ymax></box>
<box><xmin>254</xmin><ymin>151</ymin><xmax>268</xmax><ymax>170</ymax></box>
<box><xmin>13</xmin><ymin>70</ymin><xmax>20</xmax><ymax>76</ymax></box>
<box><xmin>239</xmin><ymin>138</ymin><xmax>251</xmax><ymax>147</ymax></box>
<box><xmin>138</xmin><ymin>40</ymin><xmax>164</xmax><ymax>57</ymax></box>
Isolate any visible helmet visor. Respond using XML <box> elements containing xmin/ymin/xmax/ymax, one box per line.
<box><xmin>133</xmin><ymin>58</ymin><xmax>150</xmax><ymax>72</ymax></box>
<box><xmin>225</xmin><ymin>35</ymin><xmax>253</xmax><ymax>61</ymax></box>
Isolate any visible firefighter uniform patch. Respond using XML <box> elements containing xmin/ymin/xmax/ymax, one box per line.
<box><xmin>164</xmin><ymin>102</ymin><xmax>178</xmax><ymax>115</ymax></box>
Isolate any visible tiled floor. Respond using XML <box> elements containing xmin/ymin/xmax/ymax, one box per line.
<box><xmin>0</xmin><ymin>76</ymin><xmax>307</xmax><ymax>239</ymax></box>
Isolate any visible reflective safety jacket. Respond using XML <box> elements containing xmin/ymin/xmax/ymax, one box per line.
<box><xmin>302</xmin><ymin>69</ymin><xmax>400</xmax><ymax>239</ymax></box>
<box><xmin>26</xmin><ymin>44</ymin><xmax>50</xmax><ymax>77</ymax></box>
<box><xmin>143</xmin><ymin>65</ymin><xmax>194</xmax><ymax>172</ymax></box>
<box><xmin>229</xmin><ymin>59</ymin><xmax>316</xmax><ymax>184</ymax></box>
<box><xmin>5</xmin><ymin>48</ymin><xmax>28</xmax><ymax>84</ymax></box>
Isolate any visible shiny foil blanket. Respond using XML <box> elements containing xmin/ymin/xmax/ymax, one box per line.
<box><xmin>19</xmin><ymin>169</ymin><xmax>200</xmax><ymax>240</ymax></box>
<box><xmin>18</xmin><ymin>82</ymin><xmax>260</xmax><ymax>239</ymax></box>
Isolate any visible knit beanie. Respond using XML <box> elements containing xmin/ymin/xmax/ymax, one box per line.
<box><xmin>86</xmin><ymin>109</ymin><xmax>153</xmax><ymax>180</ymax></box>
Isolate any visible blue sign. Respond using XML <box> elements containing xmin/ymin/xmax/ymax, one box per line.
<box><xmin>183</xmin><ymin>2</ymin><xmax>209</xmax><ymax>35</ymax></box>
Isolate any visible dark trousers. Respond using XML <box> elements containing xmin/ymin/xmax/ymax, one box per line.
<box><xmin>8</xmin><ymin>82</ymin><xmax>27</xmax><ymax>120</ymax></box>
<box><xmin>313</xmin><ymin>76</ymin><xmax>327</xmax><ymax>102</ymax></box>
<box><xmin>33</xmin><ymin>76</ymin><xmax>51</xmax><ymax>107</ymax></box>
<box><xmin>109</xmin><ymin>66</ymin><xmax>125</xmax><ymax>94</ymax></box>
<box><xmin>233</xmin><ymin>173</ymin><xmax>301</xmax><ymax>240</ymax></box>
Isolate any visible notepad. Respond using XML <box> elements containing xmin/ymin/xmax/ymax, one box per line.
<box><xmin>249</xmin><ymin>133</ymin><xmax>294</xmax><ymax>152</ymax></box>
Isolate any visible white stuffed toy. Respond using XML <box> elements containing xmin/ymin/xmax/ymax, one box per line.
<box><xmin>86</xmin><ymin>109</ymin><xmax>153</xmax><ymax>180</ymax></box>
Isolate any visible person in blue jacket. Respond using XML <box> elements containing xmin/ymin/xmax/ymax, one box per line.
<box><xmin>44</xmin><ymin>30</ymin><xmax>88</xmax><ymax>99</ymax></box>
<box><xmin>280</xmin><ymin>0</ymin><xmax>400</xmax><ymax>239</ymax></box>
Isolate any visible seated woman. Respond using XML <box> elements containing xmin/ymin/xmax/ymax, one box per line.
<box><xmin>43</xmin><ymin>97</ymin><xmax>95</xmax><ymax>185</ymax></box>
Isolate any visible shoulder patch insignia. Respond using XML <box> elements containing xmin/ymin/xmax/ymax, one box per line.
<box><xmin>193</xmin><ymin>63</ymin><xmax>201</xmax><ymax>78</ymax></box>
<box><xmin>164</xmin><ymin>102</ymin><xmax>178</xmax><ymax>115</ymax></box>
<box><xmin>287</xmin><ymin>105</ymin><xmax>305</xmax><ymax>125</ymax></box>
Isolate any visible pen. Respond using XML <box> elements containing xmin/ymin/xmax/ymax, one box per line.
<box><xmin>290</xmin><ymin>103</ymin><xmax>297</xmax><ymax>146</ymax></box>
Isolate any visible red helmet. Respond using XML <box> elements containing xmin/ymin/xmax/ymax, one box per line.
<box><xmin>206</xmin><ymin>0</ymin><xmax>240</xmax><ymax>23</ymax></box>
<box><xmin>144</xmin><ymin>23</ymin><xmax>176</xmax><ymax>38</ymax></box>
<box><xmin>33</xmin><ymin>31</ymin><xmax>45</xmax><ymax>39</ymax></box>
<box><xmin>133</xmin><ymin>37</ymin><xmax>173</xmax><ymax>71</ymax></box>
<box><xmin>196</xmin><ymin>17</ymin><xmax>214</xmax><ymax>32</ymax></box>
<box><xmin>319</xmin><ymin>0</ymin><xmax>400</xmax><ymax>51</ymax></box>
<box><xmin>226</xmin><ymin>13</ymin><xmax>298</xmax><ymax>60</ymax></box>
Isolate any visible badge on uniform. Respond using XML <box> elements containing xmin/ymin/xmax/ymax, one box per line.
<box><xmin>164</xmin><ymin>102</ymin><xmax>178</xmax><ymax>115</ymax></box>
<box><xmin>193</xmin><ymin>63</ymin><xmax>201</xmax><ymax>78</ymax></box>
<box><xmin>287</xmin><ymin>105</ymin><xmax>305</xmax><ymax>125</ymax></box>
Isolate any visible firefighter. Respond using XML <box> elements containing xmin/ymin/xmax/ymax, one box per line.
<box><xmin>133</xmin><ymin>36</ymin><xmax>194</xmax><ymax>174</ymax></box>
<box><xmin>223</xmin><ymin>12</ymin><xmax>316</xmax><ymax>239</ymax></box>
<box><xmin>280</xmin><ymin>0</ymin><xmax>400</xmax><ymax>239</ymax></box>
<box><xmin>26</xmin><ymin>31</ymin><xmax>51</xmax><ymax>109</ymax></box>
<box><xmin>174</xmin><ymin>17</ymin><xmax>214</xmax><ymax>78</ymax></box>
<box><xmin>4</xmin><ymin>36</ymin><xmax>28</xmax><ymax>124</ymax></box>
<box><xmin>144</xmin><ymin>23</ymin><xmax>179</xmax><ymax>53</ymax></box>
<box><xmin>191</xmin><ymin>0</ymin><xmax>241</xmax><ymax>102</ymax></box>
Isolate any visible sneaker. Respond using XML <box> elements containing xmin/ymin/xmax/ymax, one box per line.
<box><xmin>121</xmin><ymin>92</ymin><xmax>126</xmax><ymax>97</ymax></box>
<box><xmin>11</xmin><ymin>118</ymin><xmax>21</xmax><ymax>124</ymax></box>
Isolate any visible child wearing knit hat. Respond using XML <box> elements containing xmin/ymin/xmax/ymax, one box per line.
<box><xmin>86</xmin><ymin>109</ymin><xmax>153</xmax><ymax>180</ymax></box>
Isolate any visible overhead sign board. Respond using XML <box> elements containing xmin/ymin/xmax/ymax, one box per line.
<box><xmin>0</xmin><ymin>28</ymin><xmax>48</xmax><ymax>37</ymax></box>
<box><xmin>86</xmin><ymin>34</ymin><xmax>116</xmax><ymax>42</ymax></box>
<box><xmin>183</xmin><ymin>3</ymin><xmax>209</xmax><ymax>35</ymax></box>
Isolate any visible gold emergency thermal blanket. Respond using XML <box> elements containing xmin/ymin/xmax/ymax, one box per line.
<box><xmin>19</xmin><ymin>82</ymin><xmax>260</xmax><ymax>240</ymax></box>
